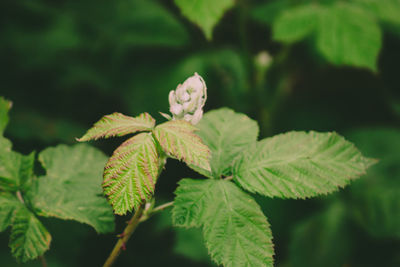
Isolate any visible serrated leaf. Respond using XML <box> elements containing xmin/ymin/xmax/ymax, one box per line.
<box><xmin>174</xmin><ymin>0</ymin><xmax>235</xmax><ymax>40</ymax></box>
<box><xmin>173</xmin><ymin>179</ymin><xmax>215</xmax><ymax>227</ymax></box>
<box><xmin>289</xmin><ymin>201</ymin><xmax>351</xmax><ymax>267</ymax></box>
<box><xmin>154</xmin><ymin>120</ymin><xmax>211</xmax><ymax>171</ymax></box>
<box><xmin>0</xmin><ymin>148</ymin><xmax>35</xmax><ymax>192</ymax></box>
<box><xmin>9</xmin><ymin>207</ymin><xmax>51</xmax><ymax>263</ymax></box>
<box><xmin>77</xmin><ymin>112</ymin><xmax>155</xmax><ymax>141</ymax></box>
<box><xmin>234</xmin><ymin>131</ymin><xmax>374</xmax><ymax>199</ymax></box>
<box><xmin>0</xmin><ymin>96</ymin><xmax>12</xmax><ymax>135</ymax></box>
<box><xmin>173</xmin><ymin>179</ymin><xmax>274</xmax><ymax>267</ymax></box>
<box><xmin>316</xmin><ymin>3</ymin><xmax>382</xmax><ymax>71</ymax></box>
<box><xmin>29</xmin><ymin>144</ymin><xmax>115</xmax><ymax>233</ymax></box>
<box><xmin>0</xmin><ymin>192</ymin><xmax>21</xmax><ymax>232</ymax></box>
<box><xmin>103</xmin><ymin>133</ymin><xmax>159</xmax><ymax>215</ymax></box>
<box><xmin>197</xmin><ymin>108</ymin><xmax>258</xmax><ymax>177</ymax></box>
<box><xmin>273</xmin><ymin>4</ymin><xmax>322</xmax><ymax>43</ymax></box>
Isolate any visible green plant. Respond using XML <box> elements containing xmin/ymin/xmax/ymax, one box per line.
<box><xmin>75</xmin><ymin>73</ymin><xmax>373</xmax><ymax>267</ymax></box>
<box><xmin>0</xmin><ymin>97</ymin><xmax>114</xmax><ymax>264</ymax></box>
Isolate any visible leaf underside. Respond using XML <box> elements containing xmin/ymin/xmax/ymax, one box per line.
<box><xmin>77</xmin><ymin>112</ymin><xmax>155</xmax><ymax>141</ymax></box>
<box><xmin>234</xmin><ymin>131</ymin><xmax>375</xmax><ymax>199</ymax></box>
<box><xmin>154</xmin><ymin>120</ymin><xmax>211</xmax><ymax>172</ymax></box>
<box><xmin>103</xmin><ymin>133</ymin><xmax>159</xmax><ymax>215</ymax></box>
<box><xmin>173</xmin><ymin>179</ymin><xmax>274</xmax><ymax>267</ymax></box>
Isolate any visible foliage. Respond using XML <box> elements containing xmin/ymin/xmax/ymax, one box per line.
<box><xmin>79</xmin><ymin>111</ymin><xmax>211</xmax><ymax>215</ymax></box>
<box><xmin>252</xmin><ymin>0</ymin><xmax>400</xmax><ymax>71</ymax></box>
<box><xmin>286</xmin><ymin>128</ymin><xmax>400</xmax><ymax>266</ymax></box>
<box><xmin>171</xmin><ymin>108</ymin><xmax>372</xmax><ymax>267</ymax></box>
<box><xmin>0</xmin><ymin>97</ymin><xmax>114</xmax><ymax>262</ymax></box>
<box><xmin>1</xmin><ymin>0</ymin><xmax>399</xmax><ymax>266</ymax></box>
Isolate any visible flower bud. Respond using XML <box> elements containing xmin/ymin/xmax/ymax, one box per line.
<box><xmin>167</xmin><ymin>72</ymin><xmax>207</xmax><ymax>124</ymax></box>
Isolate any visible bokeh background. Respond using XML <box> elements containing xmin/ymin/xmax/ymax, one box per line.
<box><xmin>0</xmin><ymin>0</ymin><xmax>399</xmax><ymax>266</ymax></box>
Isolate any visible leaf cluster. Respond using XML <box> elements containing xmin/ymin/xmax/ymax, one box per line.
<box><xmin>78</xmin><ymin>112</ymin><xmax>211</xmax><ymax>215</ymax></box>
<box><xmin>0</xmin><ymin>97</ymin><xmax>114</xmax><ymax>263</ymax></box>
<box><xmin>171</xmin><ymin>108</ymin><xmax>373</xmax><ymax>266</ymax></box>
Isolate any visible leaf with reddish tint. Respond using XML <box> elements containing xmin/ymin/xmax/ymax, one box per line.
<box><xmin>153</xmin><ymin>120</ymin><xmax>211</xmax><ymax>172</ymax></box>
<box><xmin>77</xmin><ymin>112</ymin><xmax>155</xmax><ymax>141</ymax></box>
<box><xmin>103</xmin><ymin>133</ymin><xmax>160</xmax><ymax>215</ymax></box>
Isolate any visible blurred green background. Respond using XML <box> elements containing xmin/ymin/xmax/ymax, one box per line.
<box><xmin>0</xmin><ymin>0</ymin><xmax>399</xmax><ymax>266</ymax></box>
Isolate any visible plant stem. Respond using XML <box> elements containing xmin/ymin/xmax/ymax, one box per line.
<box><xmin>103</xmin><ymin>203</ymin><xmax>145</xmax><ymax>267</ymax></box>
<box><xmin>139</xmin><ymin>201</ymin><xmax>174</xmax><ymax>223</ymax></box>
<box><xmin>224</xmin><ymin>175</ymin><xmax>233</xmax><ymax>181</ymax></box>
<box><xmin>39</xmin><ymin>255</ymin><xmax>47</xmax><ymax>267</ymax></box>
<box><xmin>16</xmin><ymin>191</ymin><xmax>25</xmax><ymax>204</ymax></box>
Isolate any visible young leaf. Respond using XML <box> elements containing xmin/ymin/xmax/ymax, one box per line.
<box><xmin>316</xmin><ymin>3</ymin><xmax>381</xmax><ymax>71</ymax></box>
<box><xmin>174</xmin><ymin>0</ymin><xmax>235</xmax><ymax>40</ymax></box>
<box><xmin>197</xmin><ymin>108</ymin><xmax>258</xmax><ymax>177</ymax></box>
<box><xmin>77</xmin><ymin>112</ymin><xmax>155</xmax><ymax>141</ymax></box>
<box><xmin>103</xmin><ymin>133</ymin><xmax>159</xmax><ymax>215</ymax></box>
<box><xmin>9</xmin><ymin>207</ymin><xmax>51</xmax><ymax>263</ymax></box>
<box><xmin>29</xmin><ymin>144</ymin><xmax>115</xmax><ymax>233</ymax></box>
<box><xmin>234</xmin><ymin>131</ymin><xmax>375</xmax><ymax>199</ymax></box>
<box><xmin>0</xmin><ymin>96</ymin><xmax>12</xmax><ymax>135</ymax></box>
<box><xmin>154</xmin><ymin>120</ymin><xmax>211</xmax><ymax>171</ymax></box>
<box><xmin>0</xmin><ymin>192</ymin><xmax>21</xmax><ymax>232</ymax></box>
<box><xmin>273</xmin><ymin>4</ymin><xmax>322</xmax><ymax>43</ymax></box>
<box><xmin>173</xmin><ymin>179</ymin><xmax>274</xmax><ymax>267</ymax></box>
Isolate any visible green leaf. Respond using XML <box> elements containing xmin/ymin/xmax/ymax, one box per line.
<box><xmin>174</xmin><ymin>0</ymin><xmax>235</xmax><ymax>40</ymax></box>
<box><xmin>154</xmin><ymin>120</ymin><xmax>211</xmax><ymax>171</ymax></box>
<box><xmin>0</xmin><ymin>97</ymin><xmax>12</xmax><ymax>135</ymax></box>
<box><xmin>316</xmin><ymin>3</ymin><xmax>382</xmax><ymax>71</ymax></box>
<box><xmin>173</xmin><ymin>179</ymin><xmax>274</xmax><ymax>267</ymax></box>
<box><xmin>273</xmin><ymin>4</ymin><xmax>322</xmax><ymax>43</ymax></box>
<box><xmin>346</xmin><ymin>128</ymin><xmax>400</xmax><ymax>238</ymax></box>
<box><xmin>0</xmin><ymin>148</ymin><xmax>35</xmax><ymax>192</ymax></box>
<box><xmin>289</xmin><ymin>201</ymin><xmax>351</xmax><ymax>267</ymax></box>
<box><xmin>29</xmin><ymin>144</ymin><xmax>115</xmax><ymax>233</ymax></box>
<box><xmin>0</xmin><ymin>192</ymin><xmax>21</xmax><ymax>232</ymax></box>
<box><xmin>103</xmin><ymin>133</ymin><xmax>159</xmax><ymax>215</ymax></box>
<box><xmin>197</xmin><ymin>108</ymin><xmax>258</xmax><ymax>177</ymax></box>
<box><xmin>354</xmin><ymin>0</ymin><xmax>400</xmax><ymax>25</ymax></box>
<box><xmin>234</xmin><ymin>131</ymin><xmax>374</xmax><ymax>199</ymax></box>
<box><xmin>77</xmin><ymin>112</ymin><xmax>155</xmax><ymax>142</ymax></box>
<box><xmin>173</xmin><ymin>179</ymin><xmax>215</xmax><ymax>227</ymax></box>
<box><xmin>9</xmin><ymin>207</ymin><xmax>51</xmax><ymax>263</ymax></box>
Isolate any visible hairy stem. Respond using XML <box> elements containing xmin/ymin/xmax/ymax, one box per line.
<box><xmin>103</xmin><ymin>203</ymin><xmax>145</xmax><ymax>267</ymax></box>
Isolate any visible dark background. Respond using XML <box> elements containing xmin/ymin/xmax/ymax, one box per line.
<box><xmin>0</xmin><ymin>0</ymin><xmax>399</xmax><ymax>266</ymax></box>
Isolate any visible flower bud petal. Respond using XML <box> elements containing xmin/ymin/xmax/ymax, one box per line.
<box><xmin>191</xmin><ymin>109</ymin><xmax>203</xmax><ymax>125</ymax></box>
<box><xmin>170</xmin><ymin>103</ymin><xmax>183</xmax><ymax>116</ymax></box>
